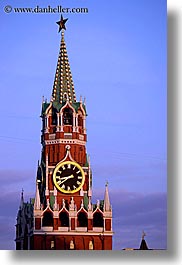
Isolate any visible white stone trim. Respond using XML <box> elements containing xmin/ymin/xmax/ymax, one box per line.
<box><xmin>75</xmin><ymin>227</ymin><xmax>87</xmax><ymax>232</ymax></box>
<box><xmin>58</xmin><ymin>227</ymin><xmax>69</xmax><ymax>232</ymax></box>
<box><xmin>93</xmin><ymin>227</ymin><xmax>103</xmax><ymax>232</ymax></box>
<box><xmin>41</xmin><ymin>227</ymin><xmax>53</xmax><ymax>232</ymax></box>
<box><xmin>45</xmin><ymin>154</ymin><xmax>49</xmax><ymax>195</ymax></box>
<box><xmin>45</xmin><ymin>139</ymin><xmax>86</xmax><ymax>146</ymax></box>
<box><xmin>34</xmin><ymin>231</ymin><xmax>114</xmax><ymax>236</ymax></box>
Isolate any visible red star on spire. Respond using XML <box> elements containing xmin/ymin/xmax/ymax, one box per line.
<box><xmin>56</xmin><ymin>15</ymin><xmax>68</xmax><ymax>32</ymax></box>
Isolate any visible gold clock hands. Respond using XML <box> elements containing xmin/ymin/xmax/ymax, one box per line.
<box><xmin>56</xmin><ymin>174</ymin><xmax>74</xmax><ymax>185</ymax></box>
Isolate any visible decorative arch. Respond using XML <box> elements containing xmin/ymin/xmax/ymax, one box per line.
<box><xmin>77</xmin><ymin>211</ymin><xmax>88</xmax><ymax>227</ymax></box>
<box><xmin>63</xmin><ymin>107</ymin><xmax>73</xmax><ymax>125</ymax></box>
<box><xmin>79</xmin><ymin>103</ymin><xmax>86</xmax><ymax>116</ymax></box>
<box><xmin>93</xmin><ymin>211</ymin><xmax>104</xmax><ymax>227</ymax></box>
<box><xmin>52</xmin><ymin>107</ymin><xmax>58</xmax><ymax>126</ymax></box>
<box><xmin>77</xmin><ymin>109</ymin><xmax>83</xmax><ymax>127</ymax></box>
<box><xmin>45</xmin><ymin>101</ymin><xmax>53</xmax><ymax>115</ymax></box>
<box><xmin>59</xmin><ymin>210</ymin><xmax>69</xmax><ymax>227</ymax></box>
<box><xmin>42</xmin><ymin>211</ymin><xmax>53</xmax><ymax>227</ymax></box>
<box><xmin>60</xmin><ymin>101</ymin><xmax>76</xmax><ymax>115</ymax></box>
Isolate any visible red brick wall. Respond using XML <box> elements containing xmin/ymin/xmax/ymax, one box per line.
<box><xmin>105</xmin><ymin>219</ymin><xmax>111</xmax><ymax>231</ymax></box>
<box><xmin>35</xmin><ymin>218</ymin><xmax>41</xmax><ymax>230</ymax></box>
<box><xmin>32</xmin><ymin>234</ymin><xmax>112</xmax><ymax>250</ymax></box>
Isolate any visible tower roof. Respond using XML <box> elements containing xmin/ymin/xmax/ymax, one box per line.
<box><xmin>139</xmin><ymin>231</ymin><xmax>149</xmax><ymax>250</ymax></box>
<box><xmin>41</xmin><ymin>16</ymin><xmax>87</xmax><ymax>116</ymax></box>
<box><xmin>51</xmin><ymin>20</ymin><xmax>76</xmax><ymax>104</ymax></box>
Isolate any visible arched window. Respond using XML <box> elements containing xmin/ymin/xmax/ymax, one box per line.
<box><xmin>52</xmin><ymin>108</ymin><xmax>57</xmax><ymax>126</ymax></box>
<box><xmin>93</xmin><ymin>212</ymin><xmax>103</xmax><ymax>227</ymax></box>
<box><xmin>77</xmin><ymin>212</ymin><xmax>88</xmax><ymax>227</ymax></box>
<box><xmin>78</xmin><ymin>115</ymin><xmax>83</xmax><ymax>127</ymax></box>
<box><xmin>59</xmin><ymin>211</ymin><xmax>69</xmax><ymax>227</ymax></box>
<box><xmin>63</xmin><ymin>108</ymin><xmax>73</xmax><ymax>125</ymax></box>
<box><xmin>42</xmin><ymin>211</ymin><xmax>53</xmax><ymax>227</ymax></box>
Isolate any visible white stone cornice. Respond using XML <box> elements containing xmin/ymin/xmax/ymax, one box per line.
<box><xmin>45</xmin><ymin>138</ymin><xmax>86</xmax><ymax>146</ymax></box>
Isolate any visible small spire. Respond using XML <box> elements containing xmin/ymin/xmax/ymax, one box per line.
<box><xmin>20</xmin><ymin>188</ymin><xmax>24</xmax><ymax>209</ymax></box>
<box><xmin>88</xmin><ymin>196</ymin><xmax>92</xmax><ymax>211</ymax></box>
<box><xmin>54</xmin><ymin>195</ymin><xmax>58</xmax><ymax>211</ymax></box>
<box><xmin>81</xmin><ymin>199</ymin><xmax>84</xmax><ymax>208</ymax></box>
<box><xmin>103</xmin><ymin>181</ymin><xmax>111</xmax><ymax>211</ymax></box>
<box><xmin>70</xmin><ymin>197</ymin><xmax>75</xmax><ymax>211</ymax></box>
<box><xmin>47</xmin><ymin>198</ymin><xmax>50</xmax><ymax>207</ymax></box>
<box><xmin>88</xmin><ymin>155</ymin><xmax>92</xmax><ymax>194</ymax></box>
<box><xmin>62</xmin><ymin>198</ymin><xmax>65</xmax><ymax>208</ymax></box>
<box><xmin>34</xmin><ymin>180</ymin><xmax>41</xmax><ymax>210</ymax></box>
<box><xmin>142</xmin><ymin>231</ymin><xmax>146</xmax><ymax>240</ymax></box>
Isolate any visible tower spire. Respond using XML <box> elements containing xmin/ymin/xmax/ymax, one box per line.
<box><xmin>34</xmin><ymin>180</ymin><xmax>41</xmax><ymax>210</ymax></box>
<box><xmin>52</xmin><ymin>16</ymin><xmax>76</xmax><ymax>104</ymax></box>
<box><xmin>104</xmin><ymin>181</ymin><xmax>111</xmax><ymax>211</ymax></box>
<box><xmin>20</xmin><ymin>188</ymin><xmax>24</xmax><ymax>210</ymax></box>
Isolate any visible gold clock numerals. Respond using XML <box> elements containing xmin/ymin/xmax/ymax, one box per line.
<box><xmin>57</xmin><ymin>180</ymin><xmax>62</xmax><ymax>186</ymax></box>
<box><xmin>61</xmin><ymin>184</ymin><xmax>65</xmax><ymax>189</ymax></box>
<box><xmin>53</xmin><ymin>161</ymin><xmax>85</xmax><ymax>194</ymax></box>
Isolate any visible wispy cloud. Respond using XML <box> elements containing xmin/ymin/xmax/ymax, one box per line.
<box><xmin>93</xmin><ymin>189</ymin><xmax>167</xmax><ymax>250</ymax></box>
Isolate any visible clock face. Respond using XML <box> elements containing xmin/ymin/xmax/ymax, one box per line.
<box><xmin>53</xmin><ymin>161</ymin><xmax>85</xmax><ymax>194</ymax></box>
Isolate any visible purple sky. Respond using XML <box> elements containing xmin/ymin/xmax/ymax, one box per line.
<box><xmin>0</xmin><ymin>0</ymin><xmax>166</xmax><ymax>250</ymax></box>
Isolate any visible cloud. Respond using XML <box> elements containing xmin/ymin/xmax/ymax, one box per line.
<box><xmin>0</xmin><ymin>169</ymin><xmax>35</xmax><ymax>194</ymax></box>
<box><xmin>93</xmin><ymin>189</ymin><xmax>167</xmax><ymax>250</ymax></box>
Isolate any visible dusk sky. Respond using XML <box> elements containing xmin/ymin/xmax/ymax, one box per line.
<box><xmin>0</xmin><ymin>0</ymin><xmax>166</xmax><ymax>250</ymax></box>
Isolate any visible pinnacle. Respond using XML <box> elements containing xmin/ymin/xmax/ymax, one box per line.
<box><xmin>52</xmin><ymin>30</ymin><xmax>76</xmax><ymax>104</ymax></box>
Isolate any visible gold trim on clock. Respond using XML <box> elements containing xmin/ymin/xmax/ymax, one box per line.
<box><xmin>53</xmin><ymin>161</ymin><xmax>85</xmax><ymax>194</ymax></box>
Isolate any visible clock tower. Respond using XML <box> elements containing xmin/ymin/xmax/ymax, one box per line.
<box><xmin>15</xmin><ymin>16</ymin><xmax>113</xmax><ymax>250</ymax></box>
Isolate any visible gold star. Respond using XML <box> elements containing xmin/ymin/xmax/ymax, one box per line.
<box><xmin>56</xmin><ymin>15</ymin><xmax>68</xmax><ymax>32</ymax></box>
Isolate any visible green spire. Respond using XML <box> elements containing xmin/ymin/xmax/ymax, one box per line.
<box><xmin>52</xmin><ymin>29</ymin><xmax>76</xmax><ymax>104</ymax></box>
